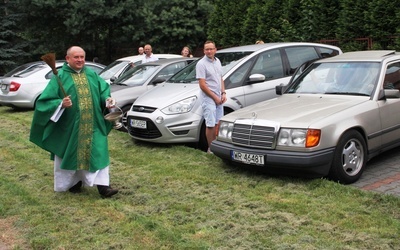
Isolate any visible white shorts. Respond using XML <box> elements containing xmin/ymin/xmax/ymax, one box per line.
<box><xmin>202</xmin><ymin>96</ymin><xmax>223</xmax><ymax>127</ymax></box>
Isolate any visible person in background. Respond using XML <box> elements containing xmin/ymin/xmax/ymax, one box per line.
<box><xmin>93</xmin><ymin>57</ymin><xmax>100</xmax><ymax>63</ymax></box>
<box><xmin>196</xmin><ymin>40</ymin><xmax>226</xmax><ymax>153</ymax></box>
<box><xmin>142</xmin><ymin>44</ymin><xmax>159</xmax><ymax>63</ymax></box>
<box><xmin>30</xmin><ymin>46</ymin><xmax>119</xmax><ymax>198</ymax></box>
<box><xmin>138</xmin><ymin>46</ymin><xmax>144</xmax><ymax>55</ymax></box>
<box><xmin>255</xmin><ymin>40</ymin><xmax>264</xmax><ymax>44</ymax></box>
<box><xmin>181</xmin><ymin>46</ymin><xmax>193</xmax><ymax>57</ymax></box>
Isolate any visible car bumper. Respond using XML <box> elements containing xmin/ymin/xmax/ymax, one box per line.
<box><xmin>210</xmin><ymin>140</ymin><xmax>335</xmax><ymax>177</ymax></box>
<box><xmin>126</xmin><ymin>109</ymin><xmax>203</xmax><ymax>144</ymax></box>
<box><xmin>0</xmin><ymin>92</ymin><xmax>35</xmax><ymax>108</ymax></box>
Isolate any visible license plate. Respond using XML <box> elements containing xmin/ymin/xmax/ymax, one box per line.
<box><xmin>1</xmin><ymin>84</ymin><xmax>6</xmax><ymax>90</ymax></box>
<box><xmin>130</xmin><ymin>119</ymin><xmax>147</xmax><ymax>129</ymax></box>
<box><xmin>231</xmin><ymin>151</ymin><xmax>264</xmax><ymax>165</ymax></box>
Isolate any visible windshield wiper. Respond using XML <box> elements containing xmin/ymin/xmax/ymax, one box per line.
<box><xmin>325</xmin><ymin>92</ymin><xmax>370</xmax><ymax>96</ymax></box>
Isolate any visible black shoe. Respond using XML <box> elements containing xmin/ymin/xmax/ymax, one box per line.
<box><xmin>97</xmin><ymin>185</ymin><xmax>118</xmax><ymax>198</ymax></box>
<box><xmin>69</xmin><ymin>181</ymin><xmax>83</xmax><ymax>193</ymax></box>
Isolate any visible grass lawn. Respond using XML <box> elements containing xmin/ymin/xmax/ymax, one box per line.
<box><xmin>0</xmin><ymin>105</ymin><xmax>399</xmax><ymax>249</ymax></box>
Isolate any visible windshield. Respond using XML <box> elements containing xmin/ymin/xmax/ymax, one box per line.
<box><xmin>167</xmin><ymin>51</ymin><xmax>252</xmax><ymax>83</ymax></box>
<box><xmin>286</xmin><ymin>62</ymin><xmax>381</xmax><ymax>96</ymax></box>
<box><xmin>113</xmin><ymin>65</ymin><xmax>160</xmax><ymax>87</ymax></box>
<box><xmin>99</xmin><ymin>60</ymin><xmax>130</xmax><ymax>79</ymax></box>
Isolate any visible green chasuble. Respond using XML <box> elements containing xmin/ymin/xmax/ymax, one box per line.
<box><xmin>30</xmin><ymin>62</ymin><xmax>113</xmax><ymax>172</ymax></box>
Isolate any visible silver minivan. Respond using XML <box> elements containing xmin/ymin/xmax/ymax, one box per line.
<box><xmin>126</xmin><ymin>43</ymin><xmax>342</xmax><ymax>150</ymax></box>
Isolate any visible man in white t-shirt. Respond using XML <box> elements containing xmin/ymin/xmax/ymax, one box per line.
<box><xmin>142</xmin><ymin>44</ymin><xmax>159</xmax><ymax>63</ymax></box>
<box><xmin>196</xmin><ymin>40</ymin><xmax>226</xmax><ymax>153</ymax></box>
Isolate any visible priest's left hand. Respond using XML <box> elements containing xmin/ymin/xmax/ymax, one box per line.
<box><xmin>106</xmin><ymin>97</ymin><xmax>116</xmax><ymax>108</ymax></box>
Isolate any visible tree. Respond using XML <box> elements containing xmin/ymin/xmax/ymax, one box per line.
<box><xmin>207</xmin><ymin>0</ymin><xmax>249</xmax><ymax>47</ymax></box>
<box><xmin>4</xmin><ymin>0</ymin><xmax>400</xmax><ymax>67</ymax></box>
<box><xmin>18</xmin><ymin>0</ymin><xmax>211</xmax><ymax>64</ymax></box>
<box><xmin>366</xmin><ymin>0</ymin><xmax>398</xmax><ymax>49</ymax></box>
<box><xmin>297</xmin><ymin>0</ymin><xmax>340</xmax><ymax>41</ymax></box>
<box><xmin>0</xmin><ymin>0</ymin><xmax>29</xmax><ymax>74</ymax></box>
<box><xmin>139</xmin><ymin>0</ymin><xmax>211</xmax><ymax>54</ymax></box>
<box><xmin>336</xmin><ymin>0</ymin><xmax>370</xmax><ymax>51</ymax></box>
<box><xmin>20</xmin><ymin>0</ymin><xmax>146</xmax><ymax>63</ymax></box>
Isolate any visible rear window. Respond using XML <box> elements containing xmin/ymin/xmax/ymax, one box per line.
<box><xmin>285</xmin><ymin>47</ymin><xmax>319</xmax><ymax>74</ymax></box>
<box><xmin>4</xmin><ymin>63</ymin><xmax>45</xmax><ymax>77</ymax></box>
<box><xmin>167</xmin><ymin>51</ymin><xmax>252</xmax><ymax>83</ymax></box>
<box><xmin>114</xmin><ymin>65</ymin><xmax>160</xmax><ymax>87</ymax></box>
<box><xmin>99</xmin><ymin>60</ymin><xmax>131</xmax><ymax>79</ymax></box>
<box><xmin>14</xmin><ymin>65</ymin><xmax>47</xmax><ymax>77</ymax></box>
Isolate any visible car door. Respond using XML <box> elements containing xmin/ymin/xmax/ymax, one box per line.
<box><xmin>240</xmin><ymin>46</ymin><xmax>335</xmax><ymax>107</ymax></box>
<box><xmin>242</xmin><ymin>48</ymin><xmax>288</xmax><ymax>107</ymax></box>
<box><xmin>223</xmin><ymin>58</ymin><xmax>254</xmax><ymax>109</ymax></box>
<box><xmin>378</xmin><ymin>61</ymin><xmax>400</xmax><ymax>146</ymax></box>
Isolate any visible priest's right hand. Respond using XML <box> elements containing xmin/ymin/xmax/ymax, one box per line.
<box><xmin>62</xmin><ymin>96</ymin><xmax>72</xmax><ymax>108</ymax></box>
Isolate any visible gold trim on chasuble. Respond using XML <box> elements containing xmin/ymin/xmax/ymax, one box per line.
<box><xmin>72</xmin><ymin>73</ymin><xmax>93</xmax><ymax>170</ymax></box>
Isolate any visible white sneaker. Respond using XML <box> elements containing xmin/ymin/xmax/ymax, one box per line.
<box><xmin>207</xmin><ymin>148</ymin><xmax>213</xmax><ymax>154</ymax></box>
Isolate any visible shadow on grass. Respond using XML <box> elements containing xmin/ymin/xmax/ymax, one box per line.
<box><xmin>127</xmin><ymin>135</ymin><xmax>207</xmax><ymax>152</ymax></box>
<box><xmin>113</xmin><ymin>129</ymin><xmax>322</xmax><ymax>184</ymax></box>
<box><xmin>0</xmin><ymin>105</ymin><xmax>33</xmax><ymax>113</ymax></box>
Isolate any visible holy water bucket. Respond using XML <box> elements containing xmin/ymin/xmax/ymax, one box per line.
<box><xmin>103</xmin><ymin>106</ymin><xmax>123</xmax><ymax>129</ymax></box>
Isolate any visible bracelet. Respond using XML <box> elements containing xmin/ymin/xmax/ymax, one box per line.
<box><xmin>221</xmin><ymin>92</ymin><xmax>226</xmax><ymax>95</ymax></box>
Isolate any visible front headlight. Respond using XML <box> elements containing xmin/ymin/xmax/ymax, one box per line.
<box><xmin>217</xmin><ymin>121</ymin><xmax>234</xmax><ymax>140</ymax></box>
<box><xmin>161</xmin><ymin>96</ymin><xmax>197</xmax><ymax>115</ymax></box>
<box><xmin>277</xmin><ymin>128</ymin><xmax>320</xmax><ymax>148</ymax></box>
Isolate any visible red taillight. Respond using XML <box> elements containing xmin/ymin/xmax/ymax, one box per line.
<box><xmin>10</xmin><ymin>81</ymin><xmax>21</xmax><ymax>92</ymax></box>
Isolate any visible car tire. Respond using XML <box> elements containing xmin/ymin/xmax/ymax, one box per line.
<box><xmin>197</xmin><ymin>122</ymin><xmax>208</xmax><ymax>152</ymax></box>
<box><xmin>328</xmin><ymin>130</ymin><xmax>367</xmax><ymax>184</ymax></box>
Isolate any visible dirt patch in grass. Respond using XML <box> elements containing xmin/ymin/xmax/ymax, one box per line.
<box><xmin>0</xmin><ymin>217</ymin><xmax>29</xmax><ymax>250</ymax></box>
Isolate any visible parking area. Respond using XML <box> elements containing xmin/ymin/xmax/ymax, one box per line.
<box><xmin>351</xmin><ymin>147</ymin><xmax>400</xmax><ymax>197</ymax></box>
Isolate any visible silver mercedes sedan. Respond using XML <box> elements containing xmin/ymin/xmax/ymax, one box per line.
<box><xmin>211</xmin><ymin>50</ymin><xmax>400</xmax><ymax>184</ymax></box>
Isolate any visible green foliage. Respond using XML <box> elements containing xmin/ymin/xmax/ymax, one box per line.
<box><xmin>140</xmin><ymin>0</ymin><xmax>210</xmax><ymax>54</ymax></box>
<box><xmin>207</xmin><ymin>0</ymin><xmax>248</xmax><ymax>46</ymax></box>
<box><xmin>1</xmin><ymin>0</ymin><xmax>400</xmax><ymax>68</ymax></box>
<box><xmin>0</xmin><ymin>0</ymin><xmax>30</xmax><ymax>74</ymax></box>
<box><xmin>296</xmin><ymin>0</ymin><xmax>340</xmax><ymax>41</ymax></box>
<box><xmin>6</xmin><ymin>0</ymin><xmax>211</xmax><ymax>65</ymax></box>
<box><xmin>208</xmin><ymin>0</ymin><xmax>400</xmax><ymax>51</ymax></box>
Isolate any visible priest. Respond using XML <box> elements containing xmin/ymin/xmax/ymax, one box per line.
<box><xmin>30</xmin><ymin>46</ymin><xmax>118</xmax><ymax>198</ymax></box>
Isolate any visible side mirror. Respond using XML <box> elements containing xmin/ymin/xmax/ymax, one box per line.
<box><xmin>110</xmin><ymin>76</ymin><xmax>117</xmax><ymax>83</ymax></box>
<box><xmin>275</xmin><ymin>84</ymin><xmax>286</xmax><ymax>95</ymax></box>
<box><xmin>152</xmin><ymin>78</ymin><xmax>167</xmax><ymax>85</ymax></box>
<box><xmin>379</xmin><ymin>89</ymin><xmax>400</xmax><ymax>100</ymax></box>
<box><xmin>247</xmin><ymin>74</ymin><xmax>265</xmax><ymax>84</ymax></box>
